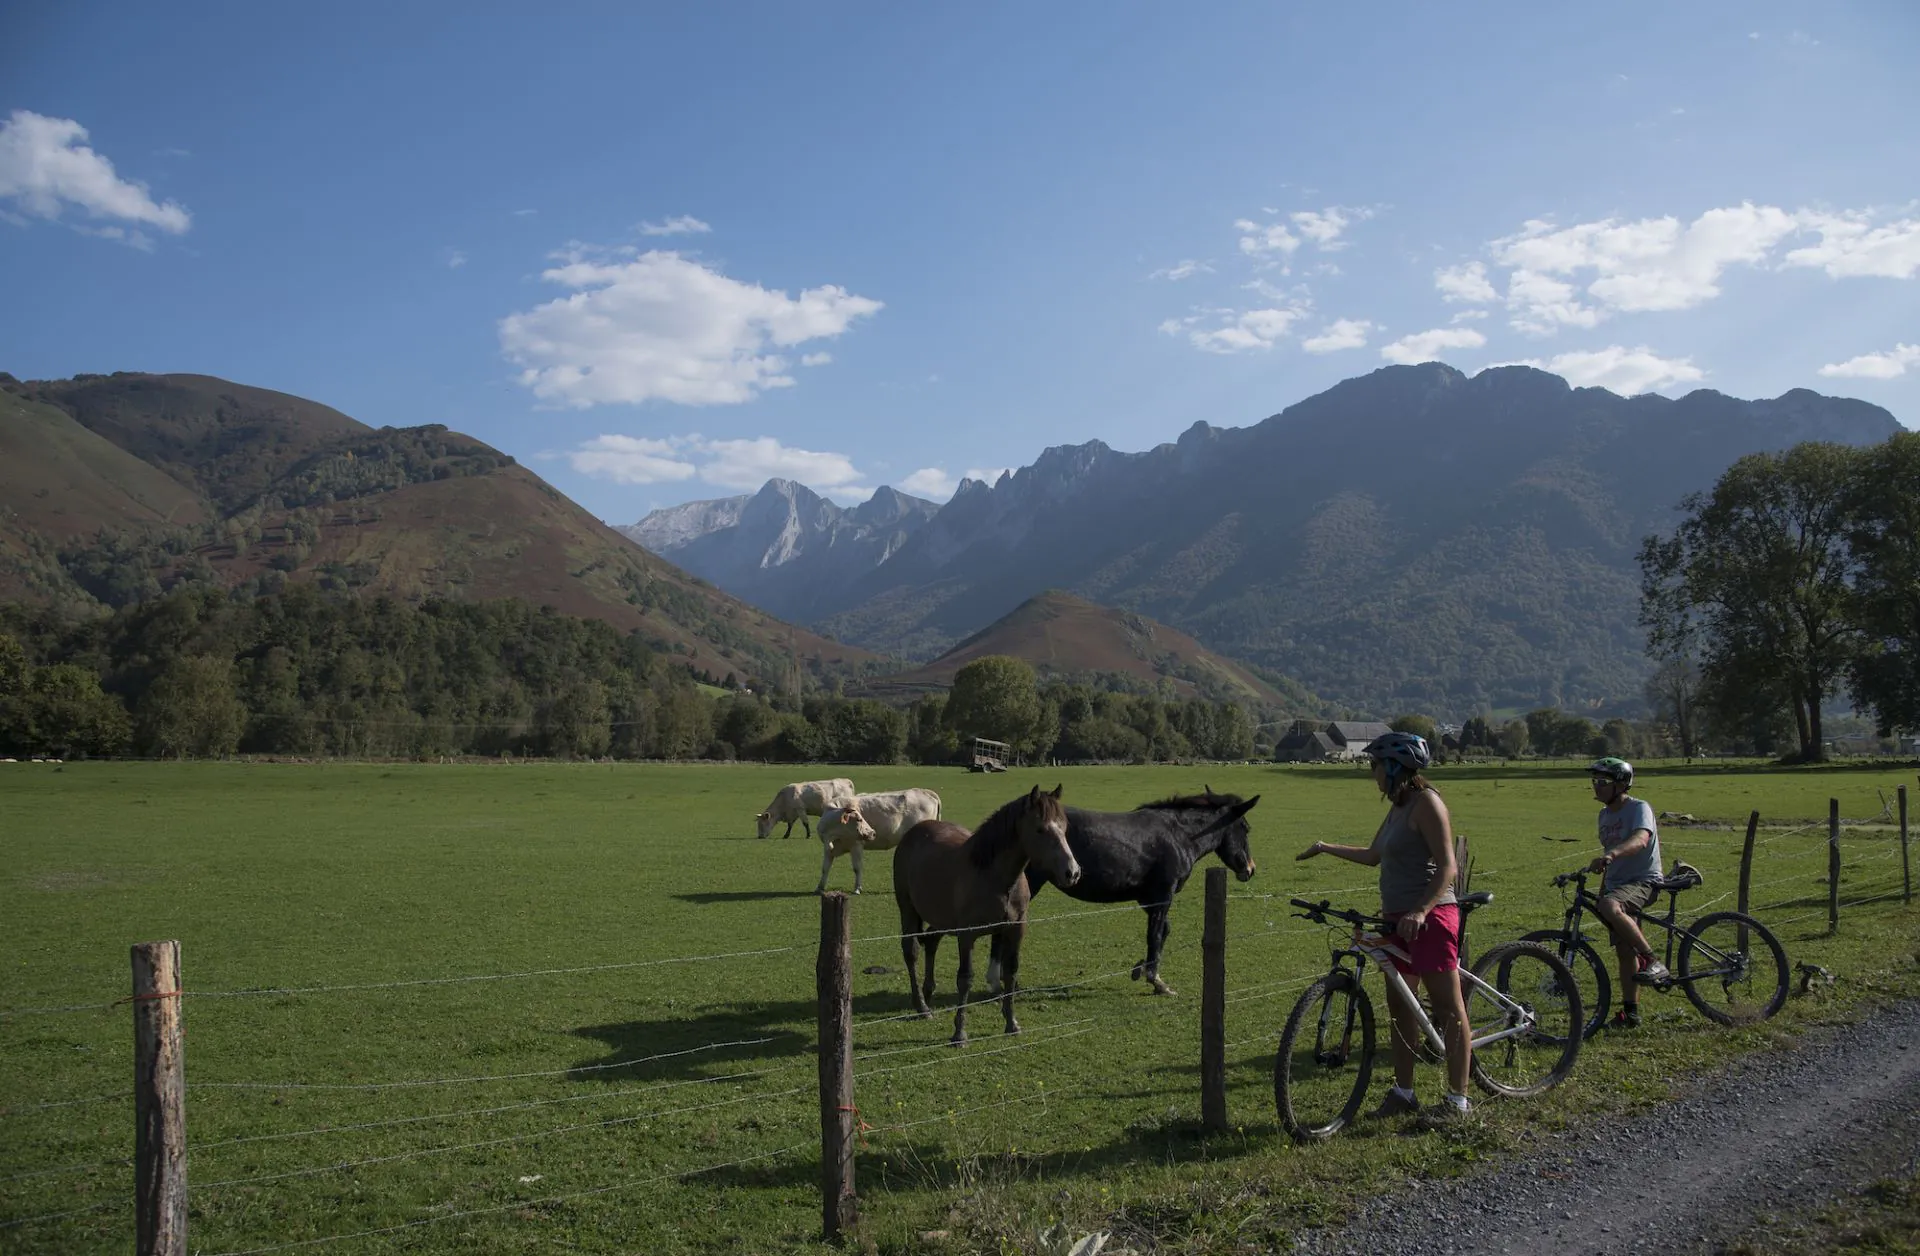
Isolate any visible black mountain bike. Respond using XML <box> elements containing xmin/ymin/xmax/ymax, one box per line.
<box><xmin>1523</xmin><ymin>863</ymin><xmax>1790</xmax><ymax>1039</ymax></box>
<box><xmin>1275</xmin><ymin>894</ymin><xmax>1583</xmax><ymax>1142</ymax></box>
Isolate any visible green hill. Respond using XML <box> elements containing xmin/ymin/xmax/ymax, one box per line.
<box><xmin>0</xmin><ymin>371</ymin><xmax>881</xmax><ymax>688</ymax></box>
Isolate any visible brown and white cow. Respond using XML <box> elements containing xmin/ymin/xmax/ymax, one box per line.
<box><xmin>814</xmin><ymin>787</ymin><xmax>942</xmax><ymax>893</ymax></box>
<box><xmin>754</xmin><ymin>778</ymin><xmax>857</xmax><ymax>840</ymax></box>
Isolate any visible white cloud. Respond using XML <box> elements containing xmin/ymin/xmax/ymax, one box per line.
<box><xmin>1492</xmin><ymin>204</ymin><xmax>1799</xmax><ymax>329</ymax></box>
<box><xmin>565</xmin><ymin>435</ymin><xmax>698</xmax><ymax>484</ymax></box>
<box><xmin>0</xmin><ymin>110</ymin><xmax>191</xmax><ymax>238</ymax></box>
<box><xmin>511</xmin><ymin>208</ymin><xmax>538</xmax><ymax>217</ymax></box>
<box><xmin>1784</xmin><ymin>212</ymin><xmax>1920</xmax><ymax>279</ymax></box>
<box><xmin>898</xmin><ymin>467</ymin><xmax>957</xmax><ymax>499</ymax></box>
<box><xmin>637</xmin><ymin>214</ymin><xmax>712</xmax><ymax>237</ymax></box>
<box><xmin>1234</xmin><ymin>218</ymin><xmax>1300</xmax><ymax>261</ymax></box>
<box><xmin>1818</xmin><ymin>343</ymin><xmax>1920</xmax><ymax>380</ymax></box>
<box><xmin>1290</xmin><ymin>206</ymin><xmax>1372</xmax><ymax>250</ymax></box>
<box><xmin>1302</xmin><ymin>318</ymin><xmax>1374</xmax><ymax>354</ymax></box>
<box><xmin>499</xmin><ymin>247</ymin><xmax>882</xmax><ymax>407</ymax></box>
<box><xmin>800</xmin><ymin>352</ymin><xmax>832</xmax><ymax>367</ymax></box>
<box><xmin>1496</xmin><ymin>345</ymin><xmax>1704</xmax><ymax>394</ymax></box>
<box><xmin>444</xmin><ymin>248</ymin><xmax>467</xmax><ymax>269</ymax></box>
<box><xmin>1186</xmin><ymin>307</ymin><xmax>1308</xmax><ymax>354</ymax></box>
<box><xmin>1450</xmin><ymin>308</ymin><xmax>1489</xmax><ymax>323</ymax></box>
<box><xmin>567</xmin><ymin>433</ymin><xmax>868</xmax><ymax>495</ymax></box>
<box><xmin>1506</xmin><ymin>268</ymin><xmax>1604</xmax><ymax>334</ymax></box>
<box><xmin>1379</xmin><ymin>327</ymin><xmax>1487</xmax><ymax>365</ymax></box>
<box><xmin>1150</xmin><ymin>259</ymin><xmax>1213</xmax><ymax>281</ymax></box>
<box><xmin>695</xmin><ymin>437</ymin><xmax>863</xmax><ymax>493</ymax></box>
<box><xmin>1435</xmin><ymin>261</ymin><xmax>1498</xmax><ymax>303</ymax></box>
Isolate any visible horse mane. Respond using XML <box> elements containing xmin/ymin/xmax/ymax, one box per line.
<box><xmin>967</xmin><ymin>791</ymin><xmax>1061</xmax><ymax>868</ymax></box>
<box><xmin>1135</xmin><ymin>791</ymin><xmax>1246</xmax><ymax>812</ymax></box>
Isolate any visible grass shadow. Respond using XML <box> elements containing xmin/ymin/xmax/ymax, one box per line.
<box><xmin>570</xmin><ymin>990</ymin><xmax>918</xmax><ymax>1082</ymax></box>
<box><xmin>674</xmin><ymin>889</ymin><xmax>822</xmax><ymax>904</ymax></box>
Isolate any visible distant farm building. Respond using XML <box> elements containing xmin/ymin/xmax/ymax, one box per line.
<box><xmin>1272</xmin><ymin>719</ymin><xmax>1395</xmax><ymax>763</ymax></box>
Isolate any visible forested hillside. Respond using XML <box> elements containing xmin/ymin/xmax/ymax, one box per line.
<box><xmin>0</xmin><ymin>371</ymin><xmax>880</xmax><ymax>690</ymax></box>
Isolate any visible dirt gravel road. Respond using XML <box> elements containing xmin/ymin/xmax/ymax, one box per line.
<box><xmin>1292</xmin><ymin>999</ymin><xmax>1920</xmax><ymax>1255</ymax></box>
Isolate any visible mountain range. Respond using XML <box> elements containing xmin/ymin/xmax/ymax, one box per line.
<box><xmin>0</xmin><ymin>372</ymin><xmax>879</xmax><ymax>687</ymax></box>
<box><xmin>628</xmin><ymin>364</ymin><xmax>1904</xmax><ymax>718</ymax></box>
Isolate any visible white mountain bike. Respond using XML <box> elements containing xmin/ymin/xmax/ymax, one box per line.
<box><xmin>1274</xmin><ymin>894</ymin><xmax>1584</xmax><ymax>1142</ymax></box>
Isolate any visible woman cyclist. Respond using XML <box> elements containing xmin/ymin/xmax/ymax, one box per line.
<box><xmin>1587</xmin><ymin>756</ymin><xmax>1668</xmax><ymax>1029</ymax></box>
<box><xmin>1296</xmin><ymin>732</ymin><xmax>1472</xmax><ymax>1117</ymax></box>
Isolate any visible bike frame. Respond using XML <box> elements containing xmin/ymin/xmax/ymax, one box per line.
<box><xmin>1559</xmin><ymin>877</ymin><xmax>1747</xmax><ymax>984</ymax></box>
<box><xmin>1328</xmin><ymin>934</ymin><xmax>1537</xmax><ymax>1054</ymax></box>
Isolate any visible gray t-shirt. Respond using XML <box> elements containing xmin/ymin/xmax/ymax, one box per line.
<box><xmin>1598</xmin><ymin>796</ymin><xmax>1662</xmax><ymax>889</ymax></box>
<box><xmin>1374</xmin><ymin>797</ymin><xmax>1457</xmax><ymax>915</ymax></box>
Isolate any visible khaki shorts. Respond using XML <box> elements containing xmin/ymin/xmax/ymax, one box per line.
<box><xmin>1600</xmin><ymin>880</ymin><xmax>1660</xmax><ymax>914</ymax></box>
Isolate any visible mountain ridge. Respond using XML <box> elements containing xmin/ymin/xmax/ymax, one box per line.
<box><xmin>637</xmin><ymin>364</ymin><xmax>1905</xmax><ymax>717</ymax></box>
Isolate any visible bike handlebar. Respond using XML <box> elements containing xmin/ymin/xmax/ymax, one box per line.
<box><xmin>1288</xmin><ymin>897</ymin><xmax>1394</xmax><ymax>930</ymax></box>
<box><xmin>1551</xmin><ymin>868</ymin><xmax>1591</xmax><ymax>888</ymax></box>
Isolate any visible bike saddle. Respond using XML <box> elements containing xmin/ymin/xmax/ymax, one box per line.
<box><xmin>1656</xmin><ymin>862</ymin><xmax>1704</xmax><ymax>892</ymax></box>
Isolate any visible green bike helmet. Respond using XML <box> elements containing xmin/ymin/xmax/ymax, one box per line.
<box><xmin>1589</xmin><ymin>756</ymin><xmax>1634</xmax><ymax>786</ymax></box>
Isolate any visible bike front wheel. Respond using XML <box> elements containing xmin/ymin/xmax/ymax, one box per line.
<box><xmin>1275</xmin><ymin>970</ymin><xmax>1375</xmax><ymax>1142</ymax></box>
<box><xmin>1466</xmin><ymin>940</ymin><xmax>1584</xmax><ymax>1098</ymax></box>
<box><xmin>1678</xmin><ymin>911</ymin><xmax>1790</xmax><ymax>1025</ymax></box>
<box><xmin>1520</xmin><ymin>928</ymin><xmax>1611</xmax><ymax>1041</ymax></box>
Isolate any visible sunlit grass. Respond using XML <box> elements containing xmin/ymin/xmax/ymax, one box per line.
<box><xmin>2</xmin><ymin>759</ymin><xmax>1915</xmax><ymax>1254</ymax></box>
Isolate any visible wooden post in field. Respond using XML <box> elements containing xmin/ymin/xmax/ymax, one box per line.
<box><xmin>1900</xmin><ymin>785</ymin><xmax>1910</xmax><ymax>905</ymax></box>
<box><xmin>132</xmin><ymin>940</ymin><xmax>186</xmax><ymax>1256</ymax></box>
<box><xmin>1827</xmin><ymin>798</ymin><xmax>1841</xmax><ymax>934</ymax></box>
<box><xmin>816</xmin><ymin>893</ymin><xmax>857</xmax><ymax>1243</ymax></box>
<box><xmin>1736</xmin><ymin>810</ymin><xmax>1759</xmax><ymax>917</ymax></box>
<box><xmin>1200</xmin><ymin>867</ymin><xmax>1228</xmax><ymax>1133</ymax></box>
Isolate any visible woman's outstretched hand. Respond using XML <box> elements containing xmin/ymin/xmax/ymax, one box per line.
<box><xmin>1296</xmin><ymin>841</ymin><xmax>1324</xmax><ymax>861</ymax></box>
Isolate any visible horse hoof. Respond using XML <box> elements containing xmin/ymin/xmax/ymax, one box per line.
<box><xmin>914</xmin><ymin>1009</ymin><xmax>933</xmax><ymax>1020</ymax></box>
<box><xmin>1130</xmin><ymin>965</ymin><xmax>1144</xmax><ymax>982</ymax></box>
<box><xmin>1151</xmin><ymin>981</ymin><xmax>1177</xmax><ymax>997</ymax></box>
<box><xmin>1005</xmin><ymin>1022</ymin><xmax>1021</xmax><ymax>1035</ymax></box>
<box><xmin>949</xmin><ymin>1035</ymin><xmax>968</xmax><ymax>1047</ymax></box>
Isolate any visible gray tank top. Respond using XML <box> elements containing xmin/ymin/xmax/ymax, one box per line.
<box><xmin>1375</xmin><ymin>796</ymin><xmax>1456</xmax><ymax>915</ymax></box>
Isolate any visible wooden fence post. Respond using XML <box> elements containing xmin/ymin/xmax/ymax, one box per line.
<box><xmin>1736</xmin><ymin>810</ymin><xmax>1759</xmax><ymax>917</ymax></box>
<box><xmin>1827</xmin><ymin>798</ymin><xmax>1841</xmax><ymax>934</ymax></box>
<box><xmin>132</xmin><ymin>940</ymin><xmax>186</xmax><ymax>1256</ymax></box>
<box><xmin>816</xmin><ymin>893</ymin><xmax>857</xmax><ymax>1244</ymax></box>
<box><xmin>1900</xmin><ymin>785</ymin><xmax>1910</xmax><ymax>905</ymax></box>
<box><xmin>1200</xmin><ymin>868</ymin><xmax>1227</xmax><ymax>1133</ymax></box>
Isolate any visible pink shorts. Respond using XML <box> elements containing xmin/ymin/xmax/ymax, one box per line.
<box><xmin>1379</xmin><ymin>903</ymin><xmax>1461</xmax><ymax>976</ymax></box>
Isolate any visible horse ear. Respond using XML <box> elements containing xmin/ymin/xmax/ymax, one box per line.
<box><xmin>1050</xmin><ymin>783</ymin><xmax>1063</xmax><ymax>798</ymax></box>
<box><xmin>1204</xmin><ymin>783</ymin><xmax>1214</xmax><ymax>798</ymax></box>
<box><xmin>1028</xmin><ymin>784</ymin><xmax>1041</xmax><ymax>802</ymax></box>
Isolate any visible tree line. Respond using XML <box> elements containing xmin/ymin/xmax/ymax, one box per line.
<box><xmin>1638</xmin><ymin>432</ymin><xmax>1920</xmax><ymax>762</ymax></box>
<box><xmin>0</xmin><ymin>588</ymin><xmax>1264</xmax><ymax>764</ymax></box>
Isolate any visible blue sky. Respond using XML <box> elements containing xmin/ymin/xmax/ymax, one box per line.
<box><xmin>3</xmin><ymin>2</ymin><xmax>1917</xmax><ymax>523</ymax></box>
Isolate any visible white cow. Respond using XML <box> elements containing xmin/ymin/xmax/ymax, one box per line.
<box><xmin>755</xmin><ymin>778</ymin><xmax>857</xmax><ymax>840</ymax></box>
<box><xmin>814</xmin><ymin>787</ymin><xmax>943</xmax><ymax>894</ymax></box>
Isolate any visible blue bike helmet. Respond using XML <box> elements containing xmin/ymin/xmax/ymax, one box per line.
<box><xmin>1363</xmin><ymin>732</ymin><xmax>1431</xmax><ymax>788</ymax></box>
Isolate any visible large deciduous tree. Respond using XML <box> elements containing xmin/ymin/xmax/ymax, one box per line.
<box><xmin>1844</xmin><ymin>432</ymin><xmax>1920</xmax><ymax>736</ymax></box>
<box><xmin>1638</xmin><ymin>444</ymin><xmax>1859</xmax><ymax>763</ymax></box>
<box><xmin>138</xmin><ymin>655</ymin><xmax>245</xmax><ymax>758</ymax></box>
<box><xmin>943</xmin><ymin>655</ymin><xmax>1044</xmax><ymax>755</ymax></box>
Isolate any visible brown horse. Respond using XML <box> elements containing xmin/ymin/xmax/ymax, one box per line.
<box><xmin>892</xmin><ymin>784</ymin><xmax>1081</xmax><ymax>1045</ymax></box>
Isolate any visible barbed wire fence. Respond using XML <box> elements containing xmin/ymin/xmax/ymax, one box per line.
<box><xmin>3</xmin><ymin>790</ymin><xmax>1911</xmax><ymax>1254</ymax></box>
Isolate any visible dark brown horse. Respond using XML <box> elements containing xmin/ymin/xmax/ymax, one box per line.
<box><xmin>892</xmin><ymin>785</ymin><xmax>1081</xmax><ymax>1045</ymax></box>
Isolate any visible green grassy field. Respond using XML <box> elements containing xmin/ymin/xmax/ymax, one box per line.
<box><xmin>2</xmin><ymin>760</ymin><xmax>1916</xmax><ymax>1254</ymax></box>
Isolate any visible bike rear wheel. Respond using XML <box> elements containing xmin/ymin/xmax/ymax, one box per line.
<box><xmin>1275</xmin><ymin>971</ymin><xmax>1375</xmax><ymax>1142</ymax></box>
<box><xmin>1520</xmin><ymin>929</ymin><xmax>1610</xmax><ymax>1041</ymax></box>
<box><xmin>1678</xmin><ymin>911</ymin><xmax>1790</xmax><ymax>1025</ymax></box>
<box><xmin>1466</xmin><ymin>940</ymin><xmax>1583</xmax><ymax>1098</ymax></box>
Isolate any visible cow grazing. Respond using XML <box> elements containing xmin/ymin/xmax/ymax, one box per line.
<box><xmin>815</xmin><ymin>787</ymin><xmax>943</xmax><ymax>893</ymax></box>
<box><xmin>755</xmin><ymin>778</ymin><xmax>857</xmax><ymax>840</ymax></box>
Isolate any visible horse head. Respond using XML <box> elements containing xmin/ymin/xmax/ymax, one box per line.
<box><xmin>754</xmin><ymin>811</ymin><xmax>775</xmax><ymax>840</ymax></box>
<box><xmin>1019</xmin><ymin>784</ymin><xmax>1080</xmax><ymax>888</ymax></box>
<box><xmin>1196</xmin><ymin>795</ymin><xmax>1262</xmax><ymax>882</ymax></box>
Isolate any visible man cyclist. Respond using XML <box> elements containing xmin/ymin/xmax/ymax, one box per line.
<box><xmin>1587</xmin><ymin>756</ymin><xmax>1667</xmax><ymax>1028</ymax></box>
